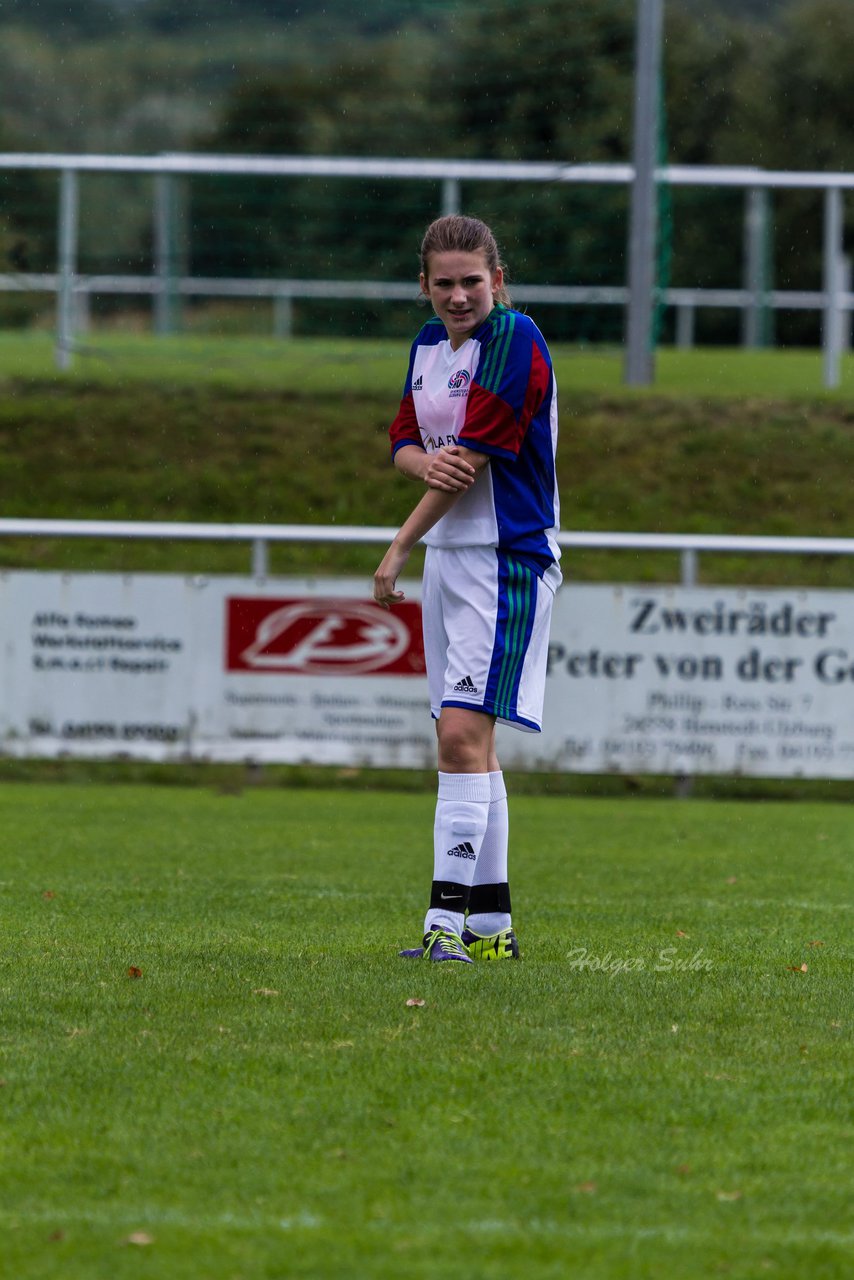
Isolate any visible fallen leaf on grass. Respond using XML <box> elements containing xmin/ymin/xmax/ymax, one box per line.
<box><xmin>574</xmin><ymin>1181</ymin><xmax>597</xmax><ymax>1194</ymax></box>
<box><xmin>252</xmin><ymin>988</ymin><xmax>279</xmax><ymax>996</ymax></box>
<box><xmin>48</xmin><ymin>1230</ymin><xmax>65</xmax><ymax>1242</ymax></box>
<box><xmin>676</xmin><ymin>1164</ymin><xmax>691</xmax><ymax>1177</ymax></box>
<box><xmin>123</xmin><ymin>1232</ymin><xmax>154</xmax><ymax>1246</ymax></box>
<box><xmin>807</xmin><ymin>940</ymin><xmax>824</xmax><ymax>948</ymax></box>
<box><xmin>787</xmin><ymin>963</ymin><xmax>808</xmax><ymax>973</ymax></box>
<box><xmin>675</xmin><ymin>930</ymin><xmax>689</xmax><ymax>938</ymax></box>
<box><xmin>405</xmin><ymin>998</ymin><xmax>426</xmax><ymax>1007</ymax></box>
<box><xmin>715</xmin><ymin>1190</ymin><xmax>743</xmax><ymax>1202</ymax></box>
<box><xmin>127</xmin><ymin>966</ymin><xmax>143</xmax><ymax>979</ymax></box>
<box><xmin>725</xmin><ymin>876</ymin><xmax>738</xmax><ymax>885</ymax></box>
<box><xmin>42</xmin><ymin>890</ymin><xmax>56</xmax><ymax>900</ymax></box>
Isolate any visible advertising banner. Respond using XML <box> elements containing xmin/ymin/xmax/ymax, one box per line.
<box><xmin>537</xmin><ymin>584</ymin><xmax>854</xmax><ymax>777</ymax></box>
<box><xmin>2</xmin><ymin>572</ymin><xmax>854</xmax><ymax>778</ymax></box>
<box><xmin>0</xmin><ymin>573</ymin><xmax>433</xmax><ymax>767</ymax></box>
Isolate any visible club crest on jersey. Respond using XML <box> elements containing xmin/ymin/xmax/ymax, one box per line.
<box><xmin>448</xmin><ymin>368</ymin><xmax>471</xmax><ymax>397</ymax></box>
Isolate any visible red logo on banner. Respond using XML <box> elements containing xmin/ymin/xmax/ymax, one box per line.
<box><xmin>225</xmin><ymin>597</ymin><xmax>426</xmax><ymax>675</ymax></box>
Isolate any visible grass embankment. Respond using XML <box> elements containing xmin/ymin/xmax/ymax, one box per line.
<box><xmin>1</xmin><ymin>784</ymin><xmax>851</xmax><ymax>1280</ymax></box>
<box><xmin>1</xmin><ymin>335</ymin><xmax>854</xmax><ymax>584</ymax></box>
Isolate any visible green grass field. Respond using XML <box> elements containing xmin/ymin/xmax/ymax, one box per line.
<box><xmin>2</xmin><ymin>331</ymin><xmax>854</xmax><ymax>399</ymax></box>
<box><xmin>1</xmin><ymin>783</ymin><xmax>851</xmax><ymax>1279</ymax></box>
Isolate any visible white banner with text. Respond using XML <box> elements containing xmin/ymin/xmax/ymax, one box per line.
<box><xmin>3</xmin><ymin>572</ymin><xmax>854</xmax><ymax>777</ymax></box>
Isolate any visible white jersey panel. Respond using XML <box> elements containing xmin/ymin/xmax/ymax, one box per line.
<box><xmin>410</xmin><ymin>336</ymin><xmax>500</xmax><ymax>549</ymax></box>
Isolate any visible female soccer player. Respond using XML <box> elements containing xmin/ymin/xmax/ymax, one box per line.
<box><xmin>373</xmin><ymin>214</ymin><xmax>561</xmax><ymax>963</ymax></box>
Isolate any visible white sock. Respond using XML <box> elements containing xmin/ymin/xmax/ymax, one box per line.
<box><xmin>423</xmin><ymin>771</ymin><xmax>491</xmax><ymax>937</ymax></box>
<box><xmin>466</xmin><ymin>770</ymin><xmax>512</xmax><ymax>936</ymax></box>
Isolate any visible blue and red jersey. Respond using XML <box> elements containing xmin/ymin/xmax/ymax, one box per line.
<box><xmin>389</xmin><ymin>305</ymin><xmax>561</xmax><ymax>581</ymax></box>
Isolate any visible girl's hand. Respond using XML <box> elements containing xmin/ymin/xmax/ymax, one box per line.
<box><xmin>423</xmin><ymin>445</ymin><xmax>476</xmax><ymax>493</ymax></box>
<box><xmin>373</xmin><ymin>539</ymin><xmax>412</xmax><ymax>608</ymax></box>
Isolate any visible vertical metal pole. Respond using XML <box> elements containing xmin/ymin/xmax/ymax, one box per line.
<box><xmin>842</xmin><ymin>255</ymin><xmax>852</xmax><ymax>353</ymax></box>
<box><xmin>823</xmin><ymin>187</ymin><xmax>844</xmax><ymax>391</ymax></box>
<box><xmin>273</xmin><ymin>293</ymin><xmax>294</xmax><ymax>338</ymax></box>
<box><xmin>624</xmin><ymin>0</ymin><xmax>663</xmax><ymax>386</ymax></box>
<box><xmin>742</xmin><ymin>186</ymin><xmax>769</xmax><ymax>349</ymax></box>
<box><xmin>677</xmin><ymin>548</ymin><xmax>697</xmax><ymax>798</ymax></box>
<box><xmin>675</xmin><ymin>304</ymin><xmax>694</xmax><ymax>349</ymax></box>
<box><xmin>441</xmin><ymin>178</ymin><xmax>461</xmax><ymax>217</ymax></box>
<box><xmin>155</xmin><ymin>173</ymin><xmax>176</xmax><ymax>335</ymax></box>
<box><xmin>74</xmin><ymin>288</ymin><xmax>91</xmax><ymax>334</ymax></box>
<box><xmin>251</xmin><ymin>538</ymin><xmax>269</xmax><ymax>577</ymax></box>
<box><xmin>55</xmin><ymin>168</ymin><xmax>79</xmax><ymax>371</ymax></box>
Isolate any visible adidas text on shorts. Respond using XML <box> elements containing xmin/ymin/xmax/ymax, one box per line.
<box><xmin>422</xmin><ymin>545</ymin><xmax>557</xmax><ymax>733</ymax></box>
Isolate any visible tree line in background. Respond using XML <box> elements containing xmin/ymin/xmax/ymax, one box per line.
<box><xmin>0</xmin><ymin>0</ymin><xmax>851</xmax><ymax>344</ymax></box>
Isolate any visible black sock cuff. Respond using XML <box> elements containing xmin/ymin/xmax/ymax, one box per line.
<box><xmin>467</xmin><ymin>882</ymin><xmax>512</xmax><ymax>914</ymax></box>
<box><xmin>429</xmin><ymin>880</ymin><xmax>472</xmax><ymax>911</ymax></box>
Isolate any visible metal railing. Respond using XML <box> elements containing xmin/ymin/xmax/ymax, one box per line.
<box><xmin>0</xmin><ymin>153</ymin><xmax>852</xmax><ymax>386</ymax></box>
<box><xmin>3</xmin><ymin>517</ymin><xmax>854</xmax><ymax>585</ymax></box>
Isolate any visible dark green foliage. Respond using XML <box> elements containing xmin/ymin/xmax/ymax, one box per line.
<box><xmin>444</xmin><ymin>0</ymin><xmax>635</xmax><ymax>164</ymax></box>
<box><xmin>131</xmin><ymin>0</ymin><xmax>442</xmax><ymax>36</ymax></box>
<box><xmin>0</xmin><ymin>0</ymin><xmax>122</xmax><ymax>39</ymax></box>
<box><xmin>0</xmin><ymin>0</ymin><xmax>853</xmax><ymax>345</ymax></box>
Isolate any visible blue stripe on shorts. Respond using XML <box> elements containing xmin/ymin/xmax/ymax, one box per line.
<box><xmin>484</xmin><ymin>552</ymin><xmax>538</xmax><ymax>724</ymax></box>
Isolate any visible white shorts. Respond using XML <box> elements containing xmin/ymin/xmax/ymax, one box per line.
<box><xmin>422</xmin><ymin>545</ymin><xmax>558</xmax><ymax>733</ymax></box>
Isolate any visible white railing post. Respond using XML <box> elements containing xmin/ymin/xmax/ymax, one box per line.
<box><xmin>55</xmin><ymin>168</ymin><xmax>79</xmax><ymax>370</ymax></box>
<box><xmin>823</xmin><ymin>187</ymin><xmax>844</xmax><ymax>390</ymax></box>
<box><xmin>742</xmin><ymin>186</ymin><xmax>770</xmax><ymax>348</ymax></box>
<box><xmin>251</xmin><ymin>538</ymin><xmax>269</xmax><ymax>577</ymax></box>
<box><xmin>675</xmin><ymin>303</ymin><xmax>695</xmax><ymax>349</ymax></box>
<box><xmin>441</xmin><ymin>178</ymin><xmax>461</xmax><ymax>217</ymax></box>
<box><xmin>273</xmin><ymin>293</ymin><xmax>293</xmax><ymax>338</ymax></box>
<box><xmin>154</xmin><ymin>172</ymin><xmax>186</xmax><ymax>335</ymax></box>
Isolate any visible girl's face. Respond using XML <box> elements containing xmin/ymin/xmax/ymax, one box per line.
<box><xmin>420</xmin><ymin>249</ymin><xmax>503</xmax><ymax>350</ymax></box>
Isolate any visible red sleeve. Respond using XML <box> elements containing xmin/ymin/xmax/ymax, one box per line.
<box><xmin>389</xmin><ymin>393</ymin><xmax>422</xmax><ymax>459</ymax></box>
<box><xmin>458</xmin><ymin>341</ymin><xmax>550</xmax><ymax>461</ymax></box>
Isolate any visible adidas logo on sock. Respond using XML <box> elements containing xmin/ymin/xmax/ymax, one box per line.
<box><xmin>453</xmin><ymin>675</ymin><xmax>478</xmax><ymax>693</ymax></box>
<box><xmin>446</xmin><ymin>841</ymin><xmax>476</xmax><ymax>860</ymax></box>
<box><xmin>412</xmin><ymin>374</ymin><xmax>423</xmax><ymax>391</ymax></box>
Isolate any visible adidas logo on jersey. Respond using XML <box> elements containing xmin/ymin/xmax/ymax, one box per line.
<box><xmin>411</xmin><ymin>375</ymin><xmax>423</xmax><ymax>391</ymax></box>
<box><xmin>453</xmin><ymin>675</ymin><xmax>479</xmax><ymax>693</ymax></box>
<box><xmin>446</xmin><ymin>841</ymin><xmax>476</xmax><ymax>860</ymax></box>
